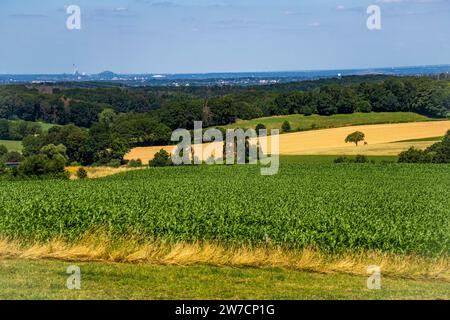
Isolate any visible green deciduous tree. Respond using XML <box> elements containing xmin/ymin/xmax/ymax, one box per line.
<box><xmin>81</xmin><ymin>123</ymin><xmax>130</xmax><ymax>165</ymax></box>
<box><xmin>0</xmin><ymin>145</ymin><xmax>7</xmax><ymax>158</ymax></box>
<box><xmin>356</xmin><ymin>100</ymin><xmax>372</xmax><ymax>113</ymax></box>
<box><xmin>98</xmin><ymin>108</ymin><xmax>118</xmax><ymax>127</ymax></box>
<box><xmin>255</xmin><ymin>123</ymin><xmax>267</xmax><ymax>135</ymax></box>
<box><xmin>345</xmin><ymin>131</ymin><xmax>365</xmax><ymax>146</ymax></box>
<box><xmin>149</xmin><ymin>149</ymin><xmax>172</xmax><ymax>167</ymax></box>
<box><xmin>2</xmin><ymin>151</ymin><xmax>23</xmax><ymax>163</ymax></box>
<box><xmin>281</xmin><ymin>121</ymin><xmax>291</xmax><ymax>133</ymax></box>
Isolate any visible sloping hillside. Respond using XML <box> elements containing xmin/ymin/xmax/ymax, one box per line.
<box><xmin>125</xmin><ymin>120</ymin><xmax>450</xmax><ymax>162</ymax></box>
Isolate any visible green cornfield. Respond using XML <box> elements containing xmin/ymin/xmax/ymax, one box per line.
<box><xmin>0</xmin><ymin>160</ymin><xmax>449</xmax><ymax>256</ymax></box>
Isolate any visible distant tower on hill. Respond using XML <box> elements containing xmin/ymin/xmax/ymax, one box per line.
<box><xmin>73</xmin><ymin>64</ymin><xmax>79</xmax><ymax>75</ymax></box>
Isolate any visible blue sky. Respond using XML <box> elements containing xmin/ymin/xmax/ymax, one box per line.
<box><xmin>1</xmin><ymin>0</ymin><xmax>449</xmax><ymax>74</ymax></box>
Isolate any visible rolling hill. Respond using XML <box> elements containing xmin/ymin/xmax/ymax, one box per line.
<box><xmin>126</xmin><ymin>120</ymin><xmax>450</xmax><ymax>162</ymax></box>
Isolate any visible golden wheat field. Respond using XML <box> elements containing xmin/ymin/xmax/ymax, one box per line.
<box><xmin>125</xmin><ymin>120</ymin><xmax>450</xmax><ymax>162</ymax></box>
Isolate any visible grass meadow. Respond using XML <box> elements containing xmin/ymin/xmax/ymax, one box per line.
<box><xmin>1</xmin><ymin>258</ymin><xmax>448</xmax><ymax>300</ymax></box>
<box><xmin>0</xmin><ymin>140</ymin><xmax>23</xmax><ymax>152</ymax></box>
<box><xmin>223</xmin><ymin>112</ymin><xmax>435</xmax><ymax>131</ymax></box>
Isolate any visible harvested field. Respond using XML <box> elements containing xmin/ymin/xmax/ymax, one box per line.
<box><xmin>126</xmin><ymin>146</ymin><xmax>177</xmax><ymax>165</ymax></box>
<box><xmin>271</xmin><ymin>120</ymin><xmax>450</xmax><ymax>155</ymax></box>
<box><xmin>125</xmin><ymin>121</ymin><xmax>450</xmax><ymax>162</ymax></box>
<box><xmin>66</xmin><ymin>166</ymin><xmax>144</xmax><ymax>179</ymax></box>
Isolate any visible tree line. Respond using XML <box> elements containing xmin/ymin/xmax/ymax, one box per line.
<box><xmin>398</xmin><ymin>130</ymin><xmax>450</xmax><ymax>163</ymax></box>
<box><xmin>0</xmin><ymin>75</ymin><xmax>449</xmax><ymax>171</ymax></box>
<box><xmin>1</xmin><ymin>76</ymin><xmax>449</xmax><ymax>129</ymax></box>
<box><xmin>0</xmin><ymin>119</ymin><xmax>42</xmax><ymax>140</ymax></box>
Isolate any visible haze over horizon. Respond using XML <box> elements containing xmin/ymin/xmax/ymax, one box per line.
<box><xmin>3</xmin><ymin>63</ymin><xmax>450</xmax><ymax>76</ymax></box>
<box><xmin>1</xmin><ymin>0</ymin><xmax>449</xmax><ymax>74</ymax></box>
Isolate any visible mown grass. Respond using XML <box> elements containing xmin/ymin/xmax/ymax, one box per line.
<box><xmin>0</xmin><ymin>120</ymin><xmax>56</xmax><ymax>153</ymax></box>
<box><xmin>37</xmin><ymin>121</ymin><xmax>58</xmax><ymax>131</ymax></box>
<box><xmin>0</xmin><ymin>140</ymin><xmax>23</xmax><ymax>152</ymax></box>
<box><xmin>0</xmin><ymin>258</ymin><xmax>448</xmax><ymax>300</ymax></box>
<box><xmin>7</xmin><ymin>120</ymin><xmax>56</xmax><ymax>132</ymax></box>
<box><xmin>223</xmin><ymin>112</ymin><xmax>434</xmax><ymax>132</ymax></box>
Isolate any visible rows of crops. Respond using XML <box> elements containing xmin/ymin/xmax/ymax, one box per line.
<box><xmin>0</xmin><ymin>160</ymin><xmax>449</xmax><ymax>256</ymax></box>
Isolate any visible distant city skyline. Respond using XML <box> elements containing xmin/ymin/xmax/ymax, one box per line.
<box><xmin>1</xmin><ymin>0</ymin><xmax>450</xmax><ymax>74</ymax></box>
<box><xmin>3</xmin><ymin>64</ymin><xmax>450</xmax><ymax>76</ymax></box>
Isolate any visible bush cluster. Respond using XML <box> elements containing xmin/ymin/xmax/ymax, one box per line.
<box><xmin>334</xmin><ymin>155</ymin><xmax>374</xmax><ymax>164</ymax></box>
<box><xmin>398</xmin><ymin>130</ymin><xmax>450</xmax><ymax>163</ymax></box>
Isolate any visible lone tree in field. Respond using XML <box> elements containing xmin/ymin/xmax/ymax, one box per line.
<box><xmin>345</xmin><ymin>131</ymin><xmax>365</xmax><ymax>146</ymax></box>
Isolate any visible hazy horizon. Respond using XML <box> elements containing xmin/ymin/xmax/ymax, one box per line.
<box><xmin>2</xmin><ymin>63</ymin><xmax>450</xmax><ymax>76</ymax></box>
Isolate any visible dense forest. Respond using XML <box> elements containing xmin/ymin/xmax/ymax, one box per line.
<box><xmin>1</xmin><ymin>75</ymin><xmax>449</xmax><ymax>168</ymax></box>
<box><xmin>0</xmin><ymin>119</ymin><xmax>42</xmax><ymax>140</ymax></box>
<box><xmin>1</xmin><ymin>75</ymin><xmax>449</xmax><ymax>128</ymax></box>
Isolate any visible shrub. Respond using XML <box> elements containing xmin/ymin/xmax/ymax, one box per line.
<box><xmin>3</xmin><ymin>151</ymin><xmax>23</xmax><ymax>163</ymax></box>
<box><xmin>281</xmin><ymin>121</ymin><xmax>291</xmax><ymax>133</ymax></box>
<box><xmin>128</xmin><ymin>159</ymin><xmax>142</xmax><ymax>168</ymax></box>
<box><xmin>1</xmin><ymin>144</ymin><xmax>67</xmax><ymax>179</ymax></box>
<box><xmin>0</xmin><ymin>145</ymin><xmax>7</xmax><ymax>158</ymax></box>
<box><xmin>149</xmin><ymin>149</ymin><xmax>172</xmax><ymax>167</ymax></box>
<box><xmin>57</xmin><ymin>170</ymin><xmax>71</xmax><ymax>180</ymax></box>
<box><xmin>255</xmin><ymin>123</ymin><xmax>266</xmax><ymax>134</ymax></box>
<box><xmin>40</xmin><ymin>144</ymin><xmax>68</xmax><ymax>161</ymax></box>
<box><xmin>426</xmin><ymin>130</ymin><xmax>450</xmax><ymax>163</ymax></box>
<box><xmin>107</xmin><ymin>159</ymin><xmax>121</xmax><ymax>168</ymax></box>
<box><xmin>356</xmin><ymin>100</ymin><xmax>372</xmax><ymax>113</ymax></box>
<box><xmin>334</xmin><ymin>155</ymin><xmax>372</xmax><ymax>164</ymax></box>
<box><xmin>299</xmin><ymin>105</ymin><xmax>314</xmax><ymax>116</ymax></box>
<box><xmin>354</xmin><ymin>155</ymin><xmax>369</xmax><ymax>163</ymax></box>
<box><xmin>398</xmin><ymin>147</ymin><xmax>430</xmax><ymax>163</ymax></box>
<box><xmin>398</xmin><ymin>130</ymin><xmax>450</xmax><ymax>163</ymax></box>
<box><xmin>18</xmin><ymin>154</ymin><xmax>49</xmax><ymax>176</ymax></box>
<box><xmin>334</xmin><ymin>156</ymin><xmax>349</xmax><ymax>164</ymax></box>
<box><xmin>76</xmin><ymin>167</ymin><xmax>88</xmax><ymax>179</ymax></box>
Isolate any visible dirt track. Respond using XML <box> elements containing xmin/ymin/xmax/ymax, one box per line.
<box><xmin>125</xmin><ymin>121</ymin><xmax>450</xmax><ymax>162</ymax></box>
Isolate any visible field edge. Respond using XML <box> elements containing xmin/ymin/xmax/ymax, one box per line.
<box><xmin>1</xmin><ymin>235</ymin><xmax>448</xmax><ymax>282</ymax></box>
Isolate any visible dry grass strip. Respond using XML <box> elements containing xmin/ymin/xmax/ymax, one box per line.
<box><xmin>0</xmin><ymin>233</ymin><xmax>448</xmax><ymax>281</ymax></box>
